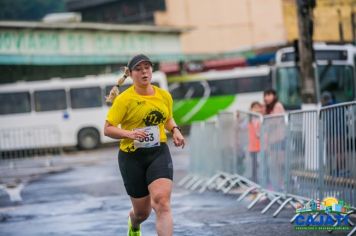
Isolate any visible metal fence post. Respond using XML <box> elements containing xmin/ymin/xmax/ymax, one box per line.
<box><xmin>285</xmin><ymin>113</ymin><xmax>291</xmax><ymax>194</ymax></box>
<box><xmin>318</xmin><ymin>108</ymin><xmax>325</xmax><ymax>201</ymax></box>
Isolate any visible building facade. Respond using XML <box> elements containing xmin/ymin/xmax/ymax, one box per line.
<box><xmin>283</xmin><ymin>0</ymin><xmax>355</xmax><ymax>43</ymax></box>
<box><xmin>154</xmin><ymin>0</ymin><xmax>355</xmax><ymax>54</ymax></box>
<box><xmin>67</xmin><ymin>0</ymin><xmax>355</xmax><ymax>55</ymax></box>
<box><xmin>154</xmin><ymin>0</ymin><xmax>287</xmax><ymax>54</ymax></box>
<box><xmin>66</xmin><ymin>0</ymin><xmax>165</xmax><ymax>24</ymax></box>
<box><xmin>0</xmin><ymin>21</ymin><xmax>182</xmax><ymax>83</ymax></box>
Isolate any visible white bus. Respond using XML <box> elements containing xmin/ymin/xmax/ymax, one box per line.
<box><xmin>0</xmin><ymin>72</ymin><xmax>168</xmax><ymax>150</ymax></box>
<box><xmin>168</xmin><ymin>66</ymin><xmax>271</xmax><ymax>125</ymax></box>
<box><xmin>275</xmin><ymin>44</ymin><xmax>356</xmax><ymax>172</ymax></box>
<box><xmin>274</xmin><ymin>43</ymin><xmax>356</xmax><ymax>109</ymax></box>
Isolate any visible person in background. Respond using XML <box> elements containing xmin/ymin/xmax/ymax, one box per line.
<box><xmin>320</xmin><ymin>91</ymin><xmax>346</xmax><ymax>177</ymax></box>
<box><xmin>248</xmin><ymin>101</ymin><xmax>263</xmax><ymax>182</ymax></box>
<box><xmin>263</xmin><ymin>89</ymin><xmax>285</xmax><ymax>115</ymax></box>
<box><xmin>262</xmin><ymin>89</ymin><xmax>285</xmax><ymax>190</ymax></box>
<box><xmin>321</xmin><ymin>91</ymin><xmax>335</xmax><ymax>107</ymax></box>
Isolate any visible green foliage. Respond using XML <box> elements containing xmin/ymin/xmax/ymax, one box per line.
<box><xmin>0</xmin><ymin>0</ymin><xmax>66</xmax><ymax>21</ymax></box>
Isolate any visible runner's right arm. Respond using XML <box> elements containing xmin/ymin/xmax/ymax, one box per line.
<box><xmin>104</xmin><ymin>121</ymin><xmax>147</xmax><ymax>140</ymax></box>
<box><xmin>104</xmin><ymin>93</ymin><xmax>147</xmax><ymax>141</ymax></box>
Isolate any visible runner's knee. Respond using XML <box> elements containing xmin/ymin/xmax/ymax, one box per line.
<box><xmin>151</xmin><ymin>194</ymin><xmax>171</xmax><ymax>213</ymax></box>
<box><xmin>133</xmin><ymin>211</ymin><xmax>150</xmax><ymax>222</ymax></box>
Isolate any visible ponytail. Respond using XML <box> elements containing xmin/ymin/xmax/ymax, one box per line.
<box><xmin>105</xmin><ymin>67</ymin><xmax>130</xmax><ymax>103</ymax></box>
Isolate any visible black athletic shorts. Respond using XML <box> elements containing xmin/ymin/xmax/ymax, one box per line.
<box><xmin>118</xmin><ymin>142</ymin><xmax>173</xmax><ymax>198</ymax></box>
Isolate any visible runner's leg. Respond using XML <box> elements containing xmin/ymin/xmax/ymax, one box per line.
<box><xmin>148</xmin><ymin>178</ymin><xmax>173</xmax><ymax>236</ymax></box>
<box><xmin>129</xmin><ymin>195</ymin><xmax>152</xmax><ymax>230</ymax></box>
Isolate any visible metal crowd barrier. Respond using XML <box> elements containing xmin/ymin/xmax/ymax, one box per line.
<box><xmin>182</xmin><ymin>121</ymin><xmax>218</xmax><ymax>190</ymax></box>
<box><xmin>179</xmin><ymin>111</ymin><xmax>263</xmax><ymax>190</ymax></box>
<box><xmin>259</xmin><ymin>114</ymin><xmax>287</xmax><ymax>192</ymax></box>
<box><xmin>319</xmin><ymin>102</ymin><xmax>356</xmax><ymax>206</ymax></box>
<box><xmin>0</xmin><ymin>126</ymin><xmax>63</xmax><ymax>203</ymax></box>
<box><xmin>181</xmin><ymin>101</ymin><xmax>356</xmax><ymax>235</ymax></box>
<box><xmin>287</xmin><ymin>110</ymin><xmax>320</xmax><ymax>200</ymax></box>
<box><xmin>0</xmin><ymin>126</ymin><xmax>62</xmax><ymax>159</ymax></box>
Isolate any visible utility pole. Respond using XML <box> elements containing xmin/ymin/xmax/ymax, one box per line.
<box><xmin>352</xmin><ymin>3</ymin><xmax>356</xmax><ymax>44</ymax></box>
<box><xmin>337</xmin><ymin>9</ymin><xmax>344</xmax><ymax>43</ymax></box>
<box><xmin>295</xmin><ymin>0</ymin><xmax>317</xmax><ymax>104</ymax></box>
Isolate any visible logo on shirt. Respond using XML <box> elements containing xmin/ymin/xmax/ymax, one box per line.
<box><xmin>136</xmin><ymin>100</ymin><xmax>145</xmax><ymax>106</ymax></box>
<box><xmin>143</xmin><ymin>109</ymin><xmax>166</xmax><ymax>126</ymax></box>
<box><xmin>125</xmin><ymin>144</ymin><xmax>136</xmax><ymax>153</ymax></box>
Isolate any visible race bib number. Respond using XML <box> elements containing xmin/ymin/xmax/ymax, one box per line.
<box><xmin>133</xmin><ymin>126</ymin><xmax>160</xmax><ymax>148</ymax></box>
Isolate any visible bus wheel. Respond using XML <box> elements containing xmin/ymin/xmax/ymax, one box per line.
<box><xmin>78</xmin><ymin>128</ymin><xmax>100</xmax><ymax>150</ymax></box>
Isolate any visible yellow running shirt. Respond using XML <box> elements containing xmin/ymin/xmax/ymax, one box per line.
<box><xmin>106</xmin><ymin>85</ymin><xmax>173</xmax><ymax>152</ymax></box>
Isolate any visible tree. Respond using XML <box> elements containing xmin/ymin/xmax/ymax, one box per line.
<box><xmin>295</xmin><ymin>0</ymin><xmax>317</xmax><ymax>104</ymax></box>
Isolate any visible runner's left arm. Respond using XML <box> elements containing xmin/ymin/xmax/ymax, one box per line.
<box><xmin>165</xmin><ymin>118</ymin><xmax>185</xmax><ymax>148</ymax></box>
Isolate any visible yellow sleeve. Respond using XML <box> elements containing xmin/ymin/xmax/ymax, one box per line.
<box><xmin>106</xmin><ymin>95</ymin><xmax>127</xmax><ymax>126</ymax></box>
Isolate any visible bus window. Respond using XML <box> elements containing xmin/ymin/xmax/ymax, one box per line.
<box><xmin>104</xmin><ymin>84</ymin><xmax>131</xmax><ymax>106</ymax></box>
<box><xmin>276</xmin><ymin>67</ymin><xmax>301</xmax><ymax>109</ymax></box>
<box><xmin>171</xmin><ymin>76</ymin><xmax>269</xmax><ymax>99</ymax></box>
<box><xmin>0</xmin><ymin>92</ymin><xmax>31</xmax><ymax>115</ymax></box>
<box><xmin>34</xmin><ymin>89</ymin><xmax>67</xmax><ymax>112</ymax></box>
<box><xmin>209</xmin><ymin>76</ymin><xmax>270</xmax><ymax>96</ymax></box>
<box><xmin>171</xmin><ymin>82</ymin><xmax>205</xmax><ymax>99</ymax></box>
<box><xmin>170</xmin><ymin>83</ymin><xmax>187</xmax><ymax>99</ymax></box>
<box><xmin>104</xmin><ymin>83</ymin><xmax>159</xmax><ymax>106</ymax></box>
<box><xmin>318</xmin><ymin>65</ymin><xmax>354</xmax><ymax>103</ymax></box>
<box><xmin>189</xmin><ymin>82</ymin><xmax>205</xmax><ymax>98</ymax></box>
<box><xmin>277</xmin><ymin>65</ymin><xmax>354</xmax><ymax>108</ymax></box>
<box><xmin>104</xmin><ymin>84</ymin><xmax>131</xmax><ymax>96</ymax></box>
<box><xmin>209</xmin><ymin>79</ymin><xmax>235</xmax><ymax>95</ymax></box>
<box><xmin>281</xmin><ymin>50</ymin><xmax>348</xmax><ymax>62</ymax></box>
<box><xmin>235</xmin><ymin>76</ymin><xmax>271</xmax><ymax>93</ymax></box>
<box><xmin>70</xmin><ymin>87</ymin><xmax>102</xmax><ymax>109</ymax></box>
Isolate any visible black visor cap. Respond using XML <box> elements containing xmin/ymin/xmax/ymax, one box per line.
<box><xmin>127</xmin><ymin>54</ymin><xmax>153</xmax><ymax>70</ymax></box>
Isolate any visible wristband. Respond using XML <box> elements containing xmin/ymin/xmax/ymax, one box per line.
<box><xmin>171</xmin><ymin>126</ymin><xmax>181</xmax><ymax>133</ymax></box>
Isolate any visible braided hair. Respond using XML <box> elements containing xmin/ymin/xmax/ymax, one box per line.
<box><xmin>105</xmin><ymin>67</ymin><xmax>130</xmax><ymax>103</ymax></box>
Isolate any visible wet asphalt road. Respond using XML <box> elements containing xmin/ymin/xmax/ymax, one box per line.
<box><xmin>0</xmin><ymin>141</ymin><xmax>352</xmax><ymax>236</ymax></box>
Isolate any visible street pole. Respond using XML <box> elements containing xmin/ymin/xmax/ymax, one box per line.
<box><xmin>337</xmin><ymin>9</ymin><xmax>344</xmax><ymax>43</ymax></box>
<box><xmin>295</xmin><ymin>0</ymin><xmax>317</xmax><ymax>104</ymax></box>
<box><xmin>352</xmin><ymin>4</ymin><xmax>356</xmax><ymax>44</ymax></box>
